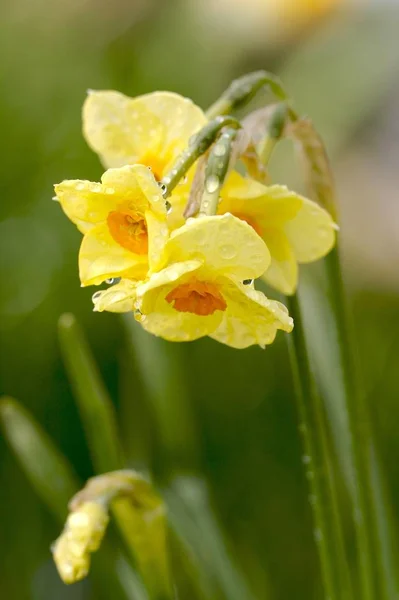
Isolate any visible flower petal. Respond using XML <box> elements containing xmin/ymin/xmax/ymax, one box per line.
<box><xmin>93</xmin><ymin>280</ymin><xmax>138</xmax><ymax>313</ymax></box>
<box><xmin>220</xmin><ymin>178</ymin><xmax>303</xmax><ymax>229</ymax></box>
<box><xmin>145</xmin><ymin>210</ymin><xmax>169</xmax><ymax>273</ymax></box>
<box><xmin>83</xmin><ymin>91</ymin><xmax>163</xmax><ymax>169</ymax></box>
<box><xmin>284</xmin><ymin>197</ymin><xmax>336</xmax><ymax>263</ymax></box>
<box><xmin>54</xmin><ymin>180</ymin><xmax>117</xmax><ymax>234</ymax></box>
<box><xmin>260</xmin><ymin>228</ymin><xmax>298</xmax><ymax>295</ymax></box>
<box><xmin>101</xmin><ymin>164</ymin><xmax>166</xmax><ymax>216</ymax></box>
<box><xmin>165</xmin><ymin>213</ymin><xmax>270</xmax><ymax>281</ymax></box>
<box><xmin>136</xmin><ymin>91</ymin><xmax>207</xmax><ymax>169</ymax></box>
<box><xmin>136</xmin><ymin>260</ymin><xmax>223</xmax><ymax>342</ymax></box>
<box><xmin>79</xmin><ymin>223</ymin><xmax>148</xmax><ymax>287</ymax></box>
<box><xmin>210</xmin><ymin>279</ymin><xmax>293</xmax><ymax>349</ymax></box>
<box><xmin>83</xmin><ymin>91</ymin><xmax>206</xmax><ymax>174</ymax></box>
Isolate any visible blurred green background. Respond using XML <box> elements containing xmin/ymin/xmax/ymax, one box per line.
<box><xmin>1</xmin><ymin>0</ymin><xmax>399</xmax><ymax>598</ymax></box>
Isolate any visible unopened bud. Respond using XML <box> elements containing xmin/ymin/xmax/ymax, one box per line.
<box><xmin>52</xmin><ymin>501</ymin><xmax>109</xmax><ymax>584</ymax></box>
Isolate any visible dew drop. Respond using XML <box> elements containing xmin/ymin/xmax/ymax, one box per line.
<box><xmin>213</xmin><ymin>143</ymin><xmax>226</xmax><ymax>157</ymax></box>
<box><xmin>92</xmin><ymin>291</ymin><xmax>102</xmax><ymax>302</ymax></box>
<box><xmin>159</xmin><ymin>183</ymin><xmax>167</xmax><ymax>196</ymax></box>
<box><xmin>178</xmin><ymin>175</ymin><xmax>188</xmax><ymax>185</ymax></box>
<box><xmin>165</xmin><ymin>200</ymin><xmax>172</xmax><ymax>213</ymax></box>
<box><xmin>106</xmin><ymin>277</ymin><xmax>121</xmax><ymax>285</ymax></box>
<box><xmin>243</xmin><ymin>279</ymin><xmax>254</xmax><ymax>285</ymax></box>
<box><xmin>313</xmin><ymin>528</ymin><xmax>323</xmax><ymax>543</ymax></box>
<box><xmin>206</xmin><ymin>175</ymin><xmax>219</xmax><ymax>194</ymax></box>
<box><xmin>219</xmin><ymin>244</ymin><xmax>236</xmax><ymax>260</ymax></box>
<box><xmin>308</xmin><ymin>494</ymin><xmax>317</xmax><ymax>507</ymax></box>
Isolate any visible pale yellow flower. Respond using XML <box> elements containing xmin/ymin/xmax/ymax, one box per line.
<box><xmin>94</xmin><ymin>214</ymin><xmax>292</xmax><ymax>348</ymax></box>
<box><xmin>83</xmin><ymin>90</ymin><xmax>207</xmax><ymax>225</ymax></box>
<box><xmin>218</xmin><ymin>172</ymin><xmax>336</xmax><ymax>295</ymax></box>
<box><xmin>54</xmin><ymin>164</ymin><xmax>168</xmax><ymax>286</ymax></box>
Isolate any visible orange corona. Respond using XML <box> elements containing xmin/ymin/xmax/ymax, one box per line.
<box><xmin>166</xmin><ymin>279</ymin><xmax>227</xmax><ymax>316</ymax></box>
<box><xmin>107</xmin><ymin>210</ymin><xmax>148</xmax><ymax>254</ymax></box>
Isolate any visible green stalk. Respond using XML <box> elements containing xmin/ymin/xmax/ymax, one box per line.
<box><xmin>288</xmin><ymin>114</ymin><xmax>384</xmax><ymax>599</ymax></box>
<box><xmin>247</xmin><ymin>101</ymin><xmax>353</xmax><ymax>598</ymax></box>
<box><xmin>160</xmin><ymin>116</ymin><xmax>241</xmax><ymax>198</ymax></box>
<box><xmin>286</xmin><ymin>294</ymin><xmax>353</xmax><ymax>600</ymax></box>
<box><xmin>323</xmin><ymin>247</ymin><xmax>381</xmax><ymax>599</ymax></box>
<box><xmin>199</xmin><ymin>127</ymin><xmax>238</xmax><ymax>216</ymax></box>
<box><xmin>205</xmin><ymin>70</ymin><xmax>287</xmax><ymax>120</ymax></box>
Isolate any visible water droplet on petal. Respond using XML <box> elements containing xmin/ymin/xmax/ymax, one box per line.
<box><xmin>206</xmin><ymin>175</ymin><xmax>219</xmax><ymax>194</ymax></box>
<box><xmin>159</xmin><ymin>183</ymin><xmax>167</xmax><ymax>196</ymax></box>
<box><xmin>243</xmin><ymin>279</ymin><xmax>254</xmax><ymax>285</ymax></box>
<box><xmin>92</xmin><ymin>291</ymin><xmax>102</xmax><ymax>302</ymax></box>
<box><xmin>165</xmin><ymin>200</ymin><xmax>172</xmax><ymax>213</ymax></box>
<box><xmin>219</xmin><ymin>244</ymin><xmax>236</xmax><ymax>260</ymax></box>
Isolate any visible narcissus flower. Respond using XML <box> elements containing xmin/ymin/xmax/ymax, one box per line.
<box><xmin>94</xmin><ymin>214</ymin><xmax>293</xmax><ymax>348</ymax></box>
<box><xmin>218</xmin><ymin>172</ymin><xmax>336</xmax><ymax>295</ymax></box>
<box><xmin>54</xmin><ymin>164</ymin><xmax>168</xmax><ymax>286</ymax></box>
<box><xmin>83</xmin><ymin>90</ymin><xmax>207</xmax><ymax>225</ymax></box>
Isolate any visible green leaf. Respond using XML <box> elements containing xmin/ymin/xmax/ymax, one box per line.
<box><xmin>58</xmin><ymin>312</ymin><xmax>125</xmax><ymax>473</ymax></box>
<box><xmin>0</xmin><ymin>396</ymin><xmax>78</xmax><ymax>521</ymax></box>
<box><xmin>165</xmin><ymin>476</ymin><xmax>258</xmax><ymax>600</ymax></box>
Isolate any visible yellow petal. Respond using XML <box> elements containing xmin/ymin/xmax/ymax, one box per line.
<box><xmin>83</xmin><ymin>91</ymin><xmax>206</xmax><ymax>175</ymax></box>
<box><xmin>136</xmin><ymin>91</ymin><xmax>207</xmax><ymax>170</ymax></box>
<box><xmin>165</xmin><ymin>213</ymin><xmax>270</xmax><ymax>281</ymax></box>
<box><xmin>284</xmin><ymin>197</ymin><xmax>336</xmax><ymax>263</ymax></box>
<box><xmin>260</xmin><ymin>228</ymin><xmax>298</xmax><ymax>295</ymax></box>
<box><xmin>83</xmin><ymin>90</ymin><xmax>163</xmax><ymax>169</ymax></box>
<box><xmin>54</xmin><ymin>180</ymin><xmax>116</xmax><ymax>234</ymax></box>
<box><xmin>145</xmin><ymin>210</ymin><xmax>169</xmax><ymax>273</ymax></box>
<box><xmin>136</xmin><ymin>260</ymin><xmax>223</xmax><ymax>342</ymax></box>
<box><xmin>101</xmin><ymin>164</ymin><xmax>166</xmax><ymax>216</ymax></box>
<box><xmin>92</xmin><ymin>280</ymin><xmax>138</xmax><ymax>313</ymax></box>
<box><xmin>79</xmin><ymin>223</ymin><xmax>148</xmax><ymax>287</ymax></box>
<box><xmin>210</xmin><ymin>279</ymin><xmax>293</xmax><ymax>349</ymax></box>
<box><xmin>220</xmin><ymin>178</ymin><xmax>303</xmax><ymax>229</ymax></box>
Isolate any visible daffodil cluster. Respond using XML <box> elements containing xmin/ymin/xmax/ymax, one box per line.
<box><xmin>54</xmin><ymin>90</ymin><xmax>336</xmax><ymax>348</ymax></box>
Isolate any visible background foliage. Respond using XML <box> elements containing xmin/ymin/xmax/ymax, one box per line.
<box><xmin>1</xmin><ymin>1</ymin><xmax>399</xmax><ymax>598</ymax></box>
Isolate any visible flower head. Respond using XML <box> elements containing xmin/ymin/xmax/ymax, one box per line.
<box><xmin>94</xmin><ymin>214</ymin><xmax>293</xmax><ymax>348</ymax></box>
<box><xmin>54</xmin><ymin>164</ymin><xmax>168</xmax><ymax>286</ymax></box>
<box><xmin>218</xmin><ymin>172</ymin><xmax>336</xmax><ymax>295</ymax></box>
<box><xmin>83</xmin><ymin>90</ymin><xmax>207</xmax><ymax>226</ymax></box>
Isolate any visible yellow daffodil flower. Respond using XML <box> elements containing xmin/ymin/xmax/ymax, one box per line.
<box><xmin>218</xmin><ymin>172</ymin><xmax>336</xmax><ymax>295</ymax></box>
<box><xmin>83</xmin><ymin>90</ymin><xmax>207</xmax><ymax>225</ymax></box>
<box><xmin>54</xmin><ymin>164</ymin><xmax>168</xmax><ymax>286</ymax></box>
<box><xmin>93</xmin><ymin>214</ymin><xmax>293</xmax><ymax>348</ymax></box>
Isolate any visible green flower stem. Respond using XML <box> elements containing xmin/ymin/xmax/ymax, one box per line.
<box><xmin>288</xmin><ymin>113</ymin><xmax>384</xmax><ymax>599</ymax></box>
<box><xmin>160</xmin><ymin>116</ymin><xmax>241</xmax><ymax>198</ymax></box>
<box><xmin>323</xmin><ymin>246</ymin><xmax>381</xmax><ymax>600</ymax></box>
<box><xmin>286</xmin><ymin>294</ymin><xmax>353</xmax><ymax>600</ymax></box>
<box><xmin>205</xmin><ymin>70</ymin><xmax>288</xmax><ymax>120</ymax></box>
<box><xmin>199</xmin><ymin>127</ymin><xmax>238</xmax><ymax>216</ymax></box>
<box><xmin>256</xmin><ymin>102</ymin><xmax>289</xmax><ymax>165</ymax></box>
